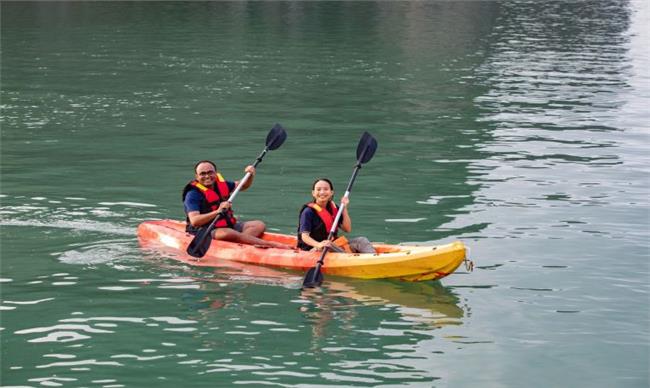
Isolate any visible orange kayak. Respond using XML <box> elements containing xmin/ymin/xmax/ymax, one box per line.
<box><xmin>137</xmin><ymin>219</ymin><xmax>467</xmax><ymax>282</ymax></box>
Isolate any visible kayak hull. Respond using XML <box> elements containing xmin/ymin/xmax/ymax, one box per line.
<box><xmin>137</xmin><ymin>220</ymin><xmax>467</xmax><ymax>282</ymax></box>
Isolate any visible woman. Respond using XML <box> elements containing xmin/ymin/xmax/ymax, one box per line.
<box><xmin>297</xmin><ymin>178</ymin><xmax>376</xmax><ymax>253</ymax></box>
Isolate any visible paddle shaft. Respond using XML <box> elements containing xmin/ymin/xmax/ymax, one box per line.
<box><xmin>320</xmin><ymin>144</ymin><xmax>371</xmax><ymax>241</ymax></box>
<box><xmin>227</xmin><ymin>148</ymin><xmax>268</xmax><ymax>202</ymax></box>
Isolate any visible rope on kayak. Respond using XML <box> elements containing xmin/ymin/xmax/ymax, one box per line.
<box><xmin>464</xmin><ymin>258</ymin><xmax>474</xmax><ymax>272</ymax></box>
<box><xmin>464</xmin><ymin>246</ymin><xmax>474</xmax><ymax>272</ymax></box>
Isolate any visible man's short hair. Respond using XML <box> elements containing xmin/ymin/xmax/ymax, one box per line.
<box><xmin>194</xmin><ymin>160</ymin><xmax>216</xmax><ymax>173</ymax></box>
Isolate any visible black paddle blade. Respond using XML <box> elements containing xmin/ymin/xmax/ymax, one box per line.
<box><xmin>302</xmin><ymin>266</ymin><xmax>324</xmax><ymax>288</ymax></box>
<box><xmin>186</xmin><ymin>227</ymin><xmax>213</xmax><ymax>258</ymax></box>
<box><xmin>356</xmin><ymin>131</ymin><xmax>378</xmax><ymax>164</ymax></box>
<box><xmin>266</xmin><ymin>123</ymin><xmax>287</xmax><ymax>151</ymax></box>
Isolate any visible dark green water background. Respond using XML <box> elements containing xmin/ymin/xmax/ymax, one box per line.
<box><xmin>2</xmin><ymin>2</ymin><xmax>648</xmax><ymax>387</ymax></box>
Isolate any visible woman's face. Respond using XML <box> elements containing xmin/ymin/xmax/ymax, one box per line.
<box><xmin>312</xmin><ymin>180</ymin><xmax>334</xmax><ymax>203</ymax></box>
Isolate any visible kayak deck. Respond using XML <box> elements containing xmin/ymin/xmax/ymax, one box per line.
<box><xmin>137</xmin><ymin>219</ymin><xmax>467</xmax><ymax>282</ymax></box>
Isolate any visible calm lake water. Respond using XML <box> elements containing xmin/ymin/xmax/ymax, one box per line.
<box><xmin>1</xmin><ymin>1</ymin><xmax>648</xmax><ymax>387</ymax></box>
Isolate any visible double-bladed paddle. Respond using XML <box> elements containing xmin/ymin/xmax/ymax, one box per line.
<box><xmin>302</xmin><ymin>131</ymin><xmax>378</xmax><ymax>288</ymax></box>
<box><xmin>186</xmin><ymin>123</ymin><xmax>287</xmax><ymax>258</ymax></box>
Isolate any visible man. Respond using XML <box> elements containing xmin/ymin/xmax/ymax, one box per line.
<box><xmin>182</xmin><ymin>160</ymin><xmax>290</xmax><ymax>249</ymax></box>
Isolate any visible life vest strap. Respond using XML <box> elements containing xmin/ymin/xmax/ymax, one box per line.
<box><xmin>307</xmin><ymin>202</ymin><xmax>338</xmax><ymax>234</ymax></box>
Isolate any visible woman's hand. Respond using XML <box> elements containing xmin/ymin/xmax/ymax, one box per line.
<box><xmin>318</xmin><ymin>240</ymin><xmax>335</xmax><ymax>250</ymax></box>
<box><xmin>339</xmin><ymin>196</ymin><xmax>352</xmax><ymax>233</ymax></box>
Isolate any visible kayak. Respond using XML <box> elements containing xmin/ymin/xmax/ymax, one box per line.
<box><xmin>137</xmin><ymin>219</ymin><xmax>467</xmax><ymax>282</ymax></box>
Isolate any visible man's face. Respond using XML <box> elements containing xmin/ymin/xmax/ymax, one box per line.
<box><xmin>195</xmin><ymin>162</ymin><xmax>216</xmax><ymax>186</ymax></box>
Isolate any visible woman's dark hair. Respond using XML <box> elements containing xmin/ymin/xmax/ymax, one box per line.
<box><xmin>312</xmin><ymin>178</ymin><xmax>334</xmax><ymax>191</ymax></box>
<box><xmin>194</xmin><ymin>160</ymin><xmax>217</xmax><ymax>173</ymax></box>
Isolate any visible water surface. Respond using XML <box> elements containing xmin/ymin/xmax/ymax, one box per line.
<box><xmin>1</xmin><ymin>1</ymin><xmax>648</xmax><ymax>387</ymax></box>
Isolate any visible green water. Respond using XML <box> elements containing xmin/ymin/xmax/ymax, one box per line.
<box><xmin>1</xmin><ymin>2</ymin><xmax>648</xmax><ymax>387</ymax></box>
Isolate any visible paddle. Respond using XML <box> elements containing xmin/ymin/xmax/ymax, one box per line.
<box><xmin>186</xmin><ymin>123</ymin><xmax>288</xmax><ymax>258</ymax></box>
<box><xmin>302</xmin><ymin>131</ymin><xmax>378</xmax><ymax>288</ymax></box>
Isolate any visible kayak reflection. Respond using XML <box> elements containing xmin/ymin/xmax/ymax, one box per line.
<box><xmin>141</xmin><ymin>245</ymin><xmax>464</xmax><ymax>328</ymax></box>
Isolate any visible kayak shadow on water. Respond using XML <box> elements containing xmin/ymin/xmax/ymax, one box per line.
<box><xmin>140</xmin><ymin>242</ymin><xmax>465</xmax><ymax>330</ymax></box>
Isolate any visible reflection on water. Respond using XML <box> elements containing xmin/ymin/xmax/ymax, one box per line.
<box><xmin>136</xmin><ymin>253</ymin><xmax>467</xmax><ymax>385</ymax></box>
<box><xmin>324</xmin><ymin>279</ymin><xmax>463</xmax><ymax>325</ymax></box>
<box><xmin>143</xmin><ymin>248</ymin><xmax>465</xmax><ymax>327</ymax></box>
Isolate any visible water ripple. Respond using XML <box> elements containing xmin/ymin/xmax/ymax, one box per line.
<box><xmin>0</xmin><ymin>194</ymin><xmax>156</xmax><ymax>237</ymax></box>
<box><xmin>37</xmin><ymin>359</ymin><xmax>123</xmax><ymax>369</ymax></box>
<box><xmin>3</xmin><ymin>298</ymin><xmax>55</xmax><ymax>305</ymax></box>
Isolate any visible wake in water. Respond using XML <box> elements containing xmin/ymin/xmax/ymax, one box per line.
<box><xmin>0</xmin><ymin>194</ymin><xmax>161</xmax><ymax>265</ymax></box>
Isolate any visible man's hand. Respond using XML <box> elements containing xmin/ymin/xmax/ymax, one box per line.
<box><xmin>244</xmin><ymin>165</ymin><xmax>256</xmax><ymax>176</ymax></box>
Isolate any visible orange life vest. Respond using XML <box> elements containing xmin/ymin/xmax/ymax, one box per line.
<box><xmin>296</xmin><ymin>201</ymin><xmax>340</xmax><ymax>250</ymax></box>
<box><xmin>307</xmin><ymin>202</ymin><xmax>339</xmax><ymax>235</ymax></box>
<box><xmin>183</xmin><ymin>173</ymin><xmax>237</xmax><ymax>228</ymax></box>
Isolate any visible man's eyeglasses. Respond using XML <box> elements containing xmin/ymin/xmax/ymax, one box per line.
<box><xmin>198</xmin><ymin>170</ymin><xmax>216</xmax><ymax>177</ymax></box>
